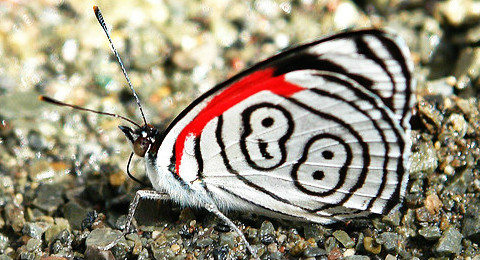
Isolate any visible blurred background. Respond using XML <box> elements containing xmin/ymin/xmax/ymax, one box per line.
<box><xmin>0</xmin><ymin>0</ymin><xmax>480</xmax><ymax>259</ymax></box>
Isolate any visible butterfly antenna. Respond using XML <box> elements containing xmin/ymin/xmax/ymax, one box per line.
<box><xmin>93</xmin><ymin>5</ymin><xmax>148</xmax><ymax>126</ymax></box>
<box><xmin>39</xmin><ymin>96</ymin><xmax>141</xmax><ymax>128</ymax></box>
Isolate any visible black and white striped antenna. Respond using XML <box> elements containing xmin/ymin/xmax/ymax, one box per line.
<box><xmin>93</xmin><ymin>5</ymin><xmax>148</xmax><ymax>126</ymax></box>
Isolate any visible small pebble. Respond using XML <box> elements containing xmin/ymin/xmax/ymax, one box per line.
<box><xmin>363</xmin><ymin>237</ymin><xmax>381</xmax><ymax>254</ymax></box>
<box><xmin>325</xmin><ymin>236</ymin><xmax>338</xmax><ymax>252</ymax></box>
<box><xmin>385</xmin><ymin>254</ymin><xmax>396</xmax><ymax>260</ymax></box>
<box><xmin>303</xmin><ymin>247</ymin><xmax>327</xmax><ymax>257</ymax></box>
<box><xmin>22</xmin><ymin>222</ymin><xmax>47</xmax><ymax>239</ymax></box>
<box><xmin>290</xmin><ymin>240</ymin><xmax>307</xmax><ymax>256</ymax></box>
<box><xmin>409</xmin><ymin>136</ymin><xmax>439</xmax><ymax>178</ymax></box>
<box><xmin>0</xmin><ymin>233</ymin><xmax>9</xmax><ymax>250</ymax></box>
<box><xmin>260</xmin><ymin>221</ymin><xmax>276</xmax><ymax>244</ymax></box>
<box><xmin>267</xmin><ymin>242</ymin><xmax>278</xmax><ymax>253</ymax></box>
<box><xmin>344</xmin><ymin>255</ymin><xmax>370</xmax><ymax>260</ymax></box>
<box><xmin>26</xmin><ymin>238</ymin><xmax>42</xmax><ymax>252</ymax></box>
<box><xmin>108</xmin><ymin>171</ymin><xmax>126</xmax><ymax>187</ymax></box>
<box><xmin>277</xmin><ymin>234</ymin><xmax>287</xmax><ymax>244</ymax></box>
<box><xmin>4</xmin><ymin>203</ymin><xmax>25</xmax><ymax>232</ymax></box>
<box><xmin>196</xmin><ymin>237</ymin><xmax>214</xmax><ymax>248</ymax></box>
<box><xmin>343</xmin><ymin>248</ymin><xmax>355</xmax><ymax>257</ymax></box>
<box><xmin>170</xmin><ymin>243</ymin><xmax>181</xmax><ymax>253</ymax></box>
<box><xmin>333</xmin><ymin>1</ymin><xmax>359</xmax><ymax>30</ymax></box>
<box><xmin>44</xmin><ymin>222</ymin><xmax>70</xmax><ymax>244</ymax></box>
<box><xmin>138</xmin><ymin>248</ymin><xmax>149</xmax><ymax>259</ymax></box>
<box><xmin>32</xmin><ymin>184</ymin><xmax>65</xmax><ymax>215</ymax></box>
<box><xmin>425</xmin><ymin>194</ymin><xmax>443</xmax><ymax>214</ymax></box>
<box><xmin>435</xmin><ymin>227</ymin><xmax>463</xmax><ymax>256</ymax></box>
<box><xmin>61</xmin><ymin>39</ymin><xmax>78</xmax><ymax>63</ymax></box>
<box><xmin>377</xmin><ymin>232</ymin><xmax>399</xmax><ymax>253</ymax></box>
<box><xmin>419</xmin><ymin>225</ymin><xmax>442</xmax><ymax>241</ymax></box>
<box><xmin>462</xmin><ymin>198</ymin><xmax>480</xmax><ymax>243</ymax></box>
<box><xmin>327</xmin><ymin>247</ymin><xmax>342</xmax><ymax>260</ymax></box>
<box><xmin>63</xmin><ymin>200</ymin><xmax>90</xmax><ymax>230</ymax></box>
<box><xmin>416</xmin><ymin>206</ymin><xmax>435</xmax><ymax>222</ymax></box>
<box><xmin>219</xmin><ymin>232</ymin><xmax>236</xmax><ymax>249</ymax></box>
<box><xmin>85</xmin><ymin>228</ymin><xmax>124</xmax><ymax>249</ymax></box>
<box><xmin>333</xmin><ymin>230</ymin><xmax>355</xmax><ymax>248</ymax></box>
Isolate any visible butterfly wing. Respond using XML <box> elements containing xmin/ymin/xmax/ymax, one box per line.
<box><xmin>152</xmin><ymin>29</ymin><xmax>414</xmax><ymax>223</ymax></box>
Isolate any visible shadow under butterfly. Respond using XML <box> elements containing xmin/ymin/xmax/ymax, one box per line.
<box><xmin>41</xmin><ymin>5</ymin><xmax>415</xmax><ymax>257</ymax></box>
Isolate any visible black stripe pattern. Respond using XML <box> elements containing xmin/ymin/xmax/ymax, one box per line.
<box><xmin>151</xmin><ymin>29</ymin><xmax>414</xmax><ymax>224</ymax></box>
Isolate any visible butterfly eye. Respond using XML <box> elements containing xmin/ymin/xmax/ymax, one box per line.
<box><xmin>133</xmin><ymin>137</ymin><xmax>151</xmax><ymax>157</ymax></box>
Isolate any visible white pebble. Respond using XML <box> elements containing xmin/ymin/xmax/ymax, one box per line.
<box><xmin>334</xmin><ymin>2</ymin><xmax>360</xmax><ymax>30</ymax></box>
<box><xmin>62</xmin><ymin>39</ymin><xmax>78</xmax><ymax>63</ymax></box>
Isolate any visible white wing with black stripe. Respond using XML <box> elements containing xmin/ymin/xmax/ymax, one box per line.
<box><xmin>147</xmin><ymin>29</ymin><xmax>414</xmax><ymax>223</ymax></box>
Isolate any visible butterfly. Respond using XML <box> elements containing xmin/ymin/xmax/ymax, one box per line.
<box><xmin>42</xmin><ymin>6</ymin><xmax>415</xmax><ymax>256</ymax></box>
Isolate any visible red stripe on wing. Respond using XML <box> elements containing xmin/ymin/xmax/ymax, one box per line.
<box><xmin>174</xmin><ymin>68</ymin><xmax>305</xmax><ymax>176</ymax></box>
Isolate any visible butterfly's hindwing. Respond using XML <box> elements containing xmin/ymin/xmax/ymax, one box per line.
<box><xmin>195</xmin><ymin>72</ymin><xmax>405</xmax><ymax>222</ymax></box>
<box><xmin>152</xmin><ymin>29</ymin><xmax>414</xmax><ymax>223</ymax></box>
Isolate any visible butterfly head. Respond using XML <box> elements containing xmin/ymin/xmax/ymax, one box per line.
<box><xmin>119</xmin><ymin>124</ymin><xmax>160</xmax><ymax>157</ymax></box>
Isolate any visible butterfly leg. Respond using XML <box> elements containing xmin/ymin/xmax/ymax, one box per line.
<box><xmin>97</xmin><ymin>189</ymin><xmax>169</xmax><ymax>251</ymax></box>
<box><xmin>204</xmin><ymin>203</ymin><xmax>257</xmax><ymax>257</ymax></box>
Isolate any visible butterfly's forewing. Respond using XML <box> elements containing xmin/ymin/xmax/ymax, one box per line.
<box><xmin>152</xmin><ymin>29</ymin><xmax>414</xmax><ymax>223</ymax></box>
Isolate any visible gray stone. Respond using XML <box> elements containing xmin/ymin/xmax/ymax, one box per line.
<box><xmin>53</xmin><ymin>229</ymin><xmax>73</xmax><ymax>246</ymax></box>
<box><xmin>25</xmin><ymin>238</ymin><xmax>42</xmax><ymax>252</ymax></box>
<box><xmin>137</xmin><ymin>248</ymin><xmax>150</xmax><ymax>260</ymax></box>
<box><xmin>259</xmin><ymin>220</ymin><xmax>275</xmax><ymax>244</ymax></box>
<box><xmin>333</xmin><ymin>230</ymin><xmax>355</xmax><ymax>248</ymax></box>
<box><xmin>22</xmin><ymin>223</ymin><xmax>46</xmax><ymax>239</ymax></box>
<box><xmin>151</xmin><ymin>246</ymin><xmax>175</xmax><ymax>260</ymax></box>
<box><xmin>266</xmin><ymin>251</ymin><xmax>284</xmax><ymax>260</ymax></box>
<box><xmin>303</xmin><ymin>224</ymin><xmax>325</xmax><ymax>242</ymax></box>
<box><xmin>453</xmin><ymin>47</ymin><xmax>480</xmax><ymax>90</ymax></box>
<box><xmin>419</xmin><ymin>225</ymin><xmax>442</xmax><ymax>241</ymax></box>
<box><xmin>325</xmin><ymin>236</ymin><xmax>338</xmax><ymax>252</ymax></box>
<box><xmin>4</xmin><ymin>203</ymin><xmax>25</xmax><ymax>232</ymax></box>
<box><xmin>344</xmin><ymin>256</ymin><xmax>370</xmax><ymax>260</ymax></box>
<box><xmin>85</xmin><ymin>228</ymin><xmax>125</xmax><ymax>249</ymax></box>
<box><xmin>196</xmin><ymin>237</ymin><xmax>214</xmax><ymax>248</ymax></box>
<box><xmin>0</xmin><ymin>233</ymin><xmax>8</xmax><ymax>250</ymax></box>
<box><xmin>27</xmin><ymin>131</ymin><xmax>49</xmax><ymax>151</ymax></box>
<box><xmin>219</xmin><ymin>232</ymin><xmax>237</xmax><ymax>249</ymax></box>
<box><xmin>377</xmin><ymin>232</ymin><xmax>400</xmax><ymax>253</ymax></box>
<box><xmin>425</xmin><ymin>77</ymin><xmax>454</xmax><ymax>96</ymax></box>
<box><xmin>446</xmin><ymin>168</ymin><xmax>474</xmax><ymax>195</ymax></box>
<box><xmin>462</xmin><ymin>199</ymin><xmax>480</xmax><ymax>243</ymax></box>
<box><xmin>382</xmin><ymin>209</ymin><xmax>402</xmax><ymax>226</ymax></box>
<box><xmin>32</xmin><ymin>184</ymin><xmax>65</xmax><ymax>214</ymax></box>
<box><xmin>44</xmin><ymin>221</ymin><xmax>71</xmax><ymax>244</ymax></box>
<box><xmin>410</xmin><ymin>138</ymin><xmax>438</xmax><ymax>179</ymax></box>
<box><xmin>245</xmin><ymin>227</ymin><xmax>258</xmax><ymax>240</ymax></box>
<box><xmin>84</xmin><ymin>246</ymin><xmax>115</xmax><ymax>260</ymax></box>
<box><xmin>303</xmin><ymin>247</ymin><xmax>327</xmax><ymax>257</ymax></box>
<box><xmin>63</xmin><ymin>200</ymin><xmax>90</xmax><ymax>230</ymax></box>
<box><xmin>435</xmin><ymin>227</ymin><xmax>463</xmax><ymax>256</ymax></box>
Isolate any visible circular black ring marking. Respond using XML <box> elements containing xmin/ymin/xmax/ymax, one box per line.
<box><xmin>240</xmin><ymin>103</ymin><xmax>294</xmax><ymax>171</ymax></box>
<box><xmin>291</xmin><ymin>133</ymin><xmax>354</xmax><ymax>196</ymax></box>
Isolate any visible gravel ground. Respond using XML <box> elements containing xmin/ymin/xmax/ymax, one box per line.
<box><xmin>1</xmin><ymin>0</ymin><xmax>480</xmax><ymax>259</ymax></box>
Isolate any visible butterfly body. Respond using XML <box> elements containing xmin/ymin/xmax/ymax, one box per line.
<box><xmin>121</xmin><ymin>29</ymin><xmax>414</xmax><ymax>225</ymax></box>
